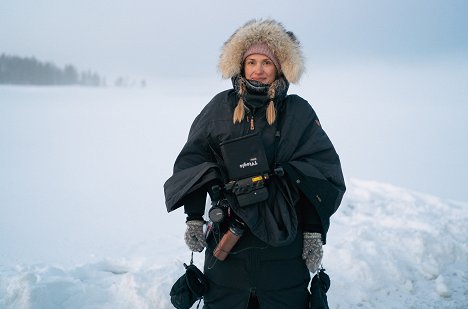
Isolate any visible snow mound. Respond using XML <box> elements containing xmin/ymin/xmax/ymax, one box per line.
<box><xmin>326</xmin><ymin>178</ymin><xmax>468</xmax><ymax>308</ymax></box>
<box><xmin>1</xmin><ymin>179</ymin><xmax>467</xmax><ymax>308</ymax></box>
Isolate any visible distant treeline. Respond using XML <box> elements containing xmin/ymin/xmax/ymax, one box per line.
<box><xmin>0</xmin><ymin>53</ymin><xmax>104</xmax><ymax>86</ymax></box>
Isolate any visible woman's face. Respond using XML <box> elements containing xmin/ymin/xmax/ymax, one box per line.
<box><xmin>243</xmin><ymin>54</ymin><xmax>277</xmax><ymax>85</ymax></box>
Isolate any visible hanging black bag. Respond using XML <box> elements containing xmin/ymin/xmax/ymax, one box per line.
<box><xmin>219</xmin><ymin>133</ymin><xmax>271</xmax><ymax>207</ymax></box>
<box><xmin>309</xmin><ymin>268</ymin><xmax>330</xmax><ymax>309</ymax></box>
<box><xmin>170</xmin><ymin>253</ymin><xmax>209</xmax><ymax>309</ymax></box>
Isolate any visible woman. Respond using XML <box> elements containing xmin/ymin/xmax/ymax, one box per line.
<box><xmin>164</xmin><ymin>19</ymin><xmax>345</xmax><ymax>309</ymax></box>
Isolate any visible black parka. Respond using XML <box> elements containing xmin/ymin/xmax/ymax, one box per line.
<box><xmin>165</xmin><ymin>89</ymin><xmax>345</xmax><ymax>244</ymax></box>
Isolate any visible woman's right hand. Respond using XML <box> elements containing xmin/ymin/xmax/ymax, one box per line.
<box><xmin>184</xmin><ymin>220</ymin><xmax>207</xmax><ymax>252</ymax></box>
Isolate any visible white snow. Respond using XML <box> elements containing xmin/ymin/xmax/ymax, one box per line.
<box><xmin>1</xmin><ymin>72</ymin><xmax>467</xmax><ymax>308</ymax></box>
<box><xmin>326</xmin><ymin>179</ymin><xmax>468</xmax><ymax>308</ymax></box>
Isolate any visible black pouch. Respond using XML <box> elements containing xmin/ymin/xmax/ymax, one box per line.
<box><xmin>170</xmin><ymin>253</ymin><xmax>209</xmax><ymax>309</ymax></box>
<box><xmin>220</xmin><ymin>133</ymin><xmax>270</xmax><ymax>207</ymax></box>
<box><xmin>309</xmin><ymin>268</ymin><xmax>330</xmax><ymax>309</ymax></box>
<box><xmin>228</xmin><ymin>175</ymin><xmax>269</xmax><ymax>207</ymax></box>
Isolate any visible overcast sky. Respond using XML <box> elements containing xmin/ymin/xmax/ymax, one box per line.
<box><xmin>1</xmin><ymin>0</ymin><xmax>467</xmax><ymax>79</ymax></box>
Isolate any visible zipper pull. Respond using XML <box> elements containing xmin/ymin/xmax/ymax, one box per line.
<box><xmin>250</xmin><ymin>115</ymin><xmax>255</xmax><ymax>130</ymax></box>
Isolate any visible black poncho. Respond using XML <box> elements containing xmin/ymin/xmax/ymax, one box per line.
<box><xmin>164</xmin><ymin>89</ymin><xmax>345</xmax><ymax>245</ymax></box>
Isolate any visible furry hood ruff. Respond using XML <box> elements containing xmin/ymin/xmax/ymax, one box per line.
<box><xmin>219</xmin><ymin>19</ymin><xmax>305</xmax><ymax>84</ymax></box>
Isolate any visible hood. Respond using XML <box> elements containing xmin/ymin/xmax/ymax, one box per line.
<box><xmin>219</xmin><ymin>19</ymin><xmax>305</xmax><ymax>84</ymax></box>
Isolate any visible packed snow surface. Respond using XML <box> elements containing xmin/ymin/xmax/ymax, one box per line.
<box><xmin>1</xmin><ymin>179</ymin><xmax>467</xmax><ymax>308</ymax></box>
<box><xmin>1</xmin><ymin>83</ymin><xmax>467</xmax><ymax>308</ymax></box>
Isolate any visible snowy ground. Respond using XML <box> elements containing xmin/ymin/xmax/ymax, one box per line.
<box><xmin>1</xmin><ymin>179</ymin><xmax>466</xmax><ymax>308</ymax></box>
<box><xmin>1</xmin><ymin>65</ymin><xmax>467</xmax><ymax>308</ymax></box>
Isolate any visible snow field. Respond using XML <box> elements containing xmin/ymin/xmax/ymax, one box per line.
<box><xmin>1</xmin><ymin>179</ymin><xmax>467</xmax><ymax>308</ymax></box>
<box><xmin>1</xmin><ymin>71</ymin><xmax>467</xmax><ymax>308</ymax></box>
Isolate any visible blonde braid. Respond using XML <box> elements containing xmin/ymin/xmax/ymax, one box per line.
<box><xmin>266</xmin><ymin>81</ymin><xmax>277</xmax><ymax>125</ymax></box>
<box><xmin>233</xmin><ymin>79</ymin><xmax>246</xmax><ymax>124</ymax></box>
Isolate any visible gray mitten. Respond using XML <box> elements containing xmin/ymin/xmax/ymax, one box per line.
<box><xmin>184</xmin><ymin>220</ymin><xmax>207</xmax><ymax>252</ymax></box>
<box><xmin>302</xmin><ymin>232</ymin><xmax>323</xmax><ymax>273</ymax></box>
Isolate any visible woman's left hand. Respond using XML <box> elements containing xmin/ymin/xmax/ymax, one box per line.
<box><xmin>302</xmin><ymin>232</ymin><xmax>323</xmax><ymax>273</ymax></box>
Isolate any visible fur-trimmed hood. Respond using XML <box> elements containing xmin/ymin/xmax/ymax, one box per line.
<box><xmin>219</xmin><ymin>19</ymin><xmax>305</xmax><ymax>84</ymax></box>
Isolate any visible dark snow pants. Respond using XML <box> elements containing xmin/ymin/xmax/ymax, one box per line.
<box><xmin>202</xmin><ymin>279</ymin><xmax>310</xmax><ymax>309</ymax></box>
<box><xmin>203</xmin><ymin>228</ymin><xmax>310</xmax><ymax>309</ymax></box>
